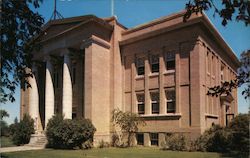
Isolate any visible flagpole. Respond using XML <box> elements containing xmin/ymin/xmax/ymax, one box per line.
<box><xmin>111</xmin><ymin>0</ymin><xmax>114</xmax><ymax>16</ymax></box>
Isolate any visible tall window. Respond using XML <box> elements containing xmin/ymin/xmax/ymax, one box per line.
<box><xmin>207</xmin><ymin>52</ymin><xmax>211</xmax><ymax>73</ymax></box>
<box><xmin>150</xmin><ymin>133</ymin><xmax>158</xmax><ymax>146</ymax></box>
<box><xmin>151</xmin><ymin>91</ymin><xmax>159</xmax><ymax>114</ymax></box>
<box><xmin>151</xmin><ymin>54</ymin><xmax>159</xmax><ymax>73</ymax></box>
<box><xmin>137</xmin><ymin>93</ymin><xmax>145</xmax><ymax>114</ymax></box>
<box><xmin>166</xmin><ymin>88</ymin><xmax>176</xmax><ymax>113</ymax></box>
<box><xmin>136</xmin><ymin>133</ymin><xmax>144</xmax><ymax>145</ymax></box>
<box><xmin>221</xmin><ymin>65</ymin><xmax>224</xmax><ymax>82</ymax></box>
<box><xmin>165</xmin><ymin>52</ymin><xmax>175</xmax><ymax>71</ymax></box>
<box><xmin>136</xmin><ymin>58</ymin><xmax>144</xmax><ymax>75</ymax></box>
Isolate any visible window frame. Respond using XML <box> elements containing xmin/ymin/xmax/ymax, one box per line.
<box><xmin>136</xmin><ymin>133</ymin><xmax>144</xmax><ymax>145</ymax></box>
<box><xmin>136</xmin><ymin>57</ymin><xmax>145</xmax><ymax>76</ymax></box>
<box><xmin>150</xmin><ymin>133</ymin><xmax>158</xmax><ymax>146</ymax></box>
<box><xmin>165</xmin><ymin>52</ymin><xmax>175</xmax><ymax>71</ymax></box>
<box><xmin>137</xmin><ymin>93</ymin><xmax>145</xmax><ymax>115</ymax></box>
<box><xmin>165</xmin><ymin>88</ymin><xmax>176</xmax><ymax>113</ymax></box>
<box><xmin>150</xmin><ymin>91</ymin><xmax>159</xmax><ymax>114</ymax></box>
<box><xmin>150</xmin><ymin>54</ymin><xmax>159</xmax><ymax>73</ymax></box>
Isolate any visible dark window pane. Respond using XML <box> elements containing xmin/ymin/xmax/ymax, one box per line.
<box><xmin>167</xmin><ymin>101</ymin><xmax>176</xmax><ymax>113</ymax></box>
<box><xmin>137</xmin><ymin>133</ymin><xmax>144</xmax><ymax>145</ymax></box>
<box><xmin>150</xmin><ymin>133</ymin><xmax>158</xmax><ymax>146</ymax></box>
<box><xmin>138</xmin><ymin>103</ymin><xmax>145</xmax><ymax>114</ymax></box>
<box><xmin>137</xmin><ymin>66</ymin><xmax>144</xmax><ymax>75</ymax></box>
<box><xmin>167</xmin><ymin>60</ymin><xmax>175</xmax><ymax>70</ymax></box>
<box><xmin>72</xmin><ymin>113</ymin><xmax>77</xmax><ymax>119</ymax></box>
<box><xmin>152</xmin><ymin>103</ymin><xmax>159</xmax><ymax>114</ymax></box>
<box><xmin>151</xmin><ymin>63</ymin><xmax>159</xmax><ymax>73</ymax></box>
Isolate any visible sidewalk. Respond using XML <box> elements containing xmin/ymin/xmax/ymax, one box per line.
<box><xmin>0</xmin><ymin>146</ymin><xmax>44</xmax><ymax>153</ymax></box>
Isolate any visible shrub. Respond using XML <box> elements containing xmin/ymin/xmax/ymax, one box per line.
<box><xmin>161</xmin><ymin>133</ymin><xmax>187</xmax><ymax>151</ymax></box>
<box><xmin>0</xmin><ymin>120</ymin><xmax>9</xmax><ymax>136</ymax></box>
<box><xmin>9</xmin><ymin>114</ymin><xmax>34</xmax><ymax>145</ymax></box>
<box><xmin>228</xmin><ymin>114</ymin><xmax>249</xmax><ymax>155</ymax></box>
<box><xmin>192</xmin><ymin>114</ymin><xmax>249</xmax><ymax>155</ymax></box>
<box><xmin>46</xmin><ymin>115</ymin><xmax>96</xmax><ymax>149</ymax></box>
<box><xmin>98</xmin><ymin>140</ymin><xmax>110</xmax><ymax>148</ymax></box>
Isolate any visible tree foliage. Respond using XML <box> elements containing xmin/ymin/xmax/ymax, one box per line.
<box><xmin>184</xmin><ymin>1</ymin><xmax>250</xmax><ymax>99</ymax></box>
<box><xmin>0</xmin><ymin>0</ymin><xmax>44</xmax><ymax>103</ymax></box>
<box><xmin>192</xmin><ymin>114</ymin><xmax>249</xmax><ymax>156</ymax></box>
<box><xmin>46</xmin><ymin>115</ymin><xmax>96</xmax><ymax>149</ymax></box>
<box><xmin>207</xmin><ymin>50</ymin><xmax>250</xmax><ymax>99</ymax></box>
<box><xmin>112</xmin><ymin>109</ymin><xmax>145</xmax><ymax>147</ymax></box>
<box><xmin>0</xmin><ymin>109</ymin><xmax>9</xmax><ymax>120</ymax></box>
<box><xmin>0</xmin><ymin>109</ymin><xmax>10</xmax><ymax>136</ymax></box>
<box><xmin>9</xmin><ymin>114</ymin><xmax>34</xmax><ymax>145</ymax></box>
<box><xmin>184</xmin><ymin>0</ymin><xmax>250</xmax><ymax>26</ymax></box>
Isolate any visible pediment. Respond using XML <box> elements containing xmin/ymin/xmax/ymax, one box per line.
<box><xmin>36</xmin><ymin>15</ymin><xmax>113</xmax><ymax>42</ymax></box>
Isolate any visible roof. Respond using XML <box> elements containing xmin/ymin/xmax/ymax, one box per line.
<box><xmin>120</xmin><ymin>10</ymin><xmax>240</xmax><ymax>67</ymax></box>
<box><xmin>34</xmin><ymin>15</ymin><xmax>114</xmax><ymax>43</ymax></box>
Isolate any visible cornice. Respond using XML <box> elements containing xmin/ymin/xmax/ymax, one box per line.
<box><xmin>81</xmin><ymin>35</ymin><xmax>111</xmax><ymax>50</ymax></box>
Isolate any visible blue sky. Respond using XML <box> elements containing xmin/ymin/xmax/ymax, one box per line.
<box><xmin>2</xmin><ymin>0</ymin><xmax>249</xmax><ymax>124</ymax></box>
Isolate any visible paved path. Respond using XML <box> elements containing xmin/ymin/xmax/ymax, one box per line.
<box><xmin>0</xmin><ymin>146</ymin><xmax>44</xmax><ymax>153</ymax></box>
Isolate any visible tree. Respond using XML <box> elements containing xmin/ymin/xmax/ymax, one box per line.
<box><xmin>46</xmin><ymin>115</ymin><xmax>96</xmax><ymax>149</ymax></box>
<box><xmin>112</xmin><ymin>109</ymin><xmax>145</xmax><ymax>147</ymax></box>
<box><xmin>184</xmin><ymin>1</ymin><xmax>250</xmax><ymax>99</ymax></box>
<box><xmin>0</xmin><ymin>0</ymin><xmax>44</xmax><ymax>103</ymax></box>
<box><xmin>0</xmin><ymin>109</ymin><xmax>9</xmax><ymax>136</ymax></box>
<box><xmin>9</xmin><ymin>114</ymin><xmax>34</xmax><ymax>145</ymax></box>
<box><xmin>184</xmin><ymin>0</ymin><xmax>250</xmax><ymax>26</ymax></box>
<box><xmin>0</xmin><ymin>109</ymin><xmax>9</xmax><ymax>120</ymax></box>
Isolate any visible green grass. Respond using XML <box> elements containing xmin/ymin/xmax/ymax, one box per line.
<box><xmin>1</xmin><ymin>147</ymin><xmax>222</xmax><ymax>158</ymax></box>
<box><xmin>0</xmin><ymin>136</ymin><xmax>16</xmax><ymax>147</ymax></box>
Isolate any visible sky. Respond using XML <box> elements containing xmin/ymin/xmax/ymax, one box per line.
<box><xmin>1</xmin><ymin>0</ymin><xmax>249</xmax><ymax>124</ymax></box>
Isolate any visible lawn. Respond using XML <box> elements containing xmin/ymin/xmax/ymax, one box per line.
<box><xmin>1</xmin><ymin>147</ymin><xmax>222</xmax><ymax>158</ymax></box>
<box><xmin>0</xmin><ymin>137</ymin><xmax>15</xmax><ymax>148</ymax></box>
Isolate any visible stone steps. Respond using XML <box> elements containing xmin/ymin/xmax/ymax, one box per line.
<box><xmin>26</xmin><ymin>133</ymin><xmax>47</xmax><ymax>148</ymax></box>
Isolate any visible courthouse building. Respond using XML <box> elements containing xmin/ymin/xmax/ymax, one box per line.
<box><xmin>20</xmin><ymin>11</ymin><xmax>239</xmax><ymax>146</ymax></box>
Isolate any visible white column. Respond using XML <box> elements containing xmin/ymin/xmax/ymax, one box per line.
<box><xmin>28</xmin><ymin>65</ymin><xmax>39</xmax><ymax>132</ymax></box>
<box><xmin>45</xmin><ymin>59</ymin><xmax>55</xmax><ymax>126</ymax></box>
<box><xmin>62</xmin><ymin>53</ymin><xmax>72</xmax><ymax>119</ymax></box>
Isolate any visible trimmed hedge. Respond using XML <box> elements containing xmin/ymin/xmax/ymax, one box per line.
<box><xmin>46</xmin><ymin>115</ymin><xmax>96</xmax><ymax>149</ymax></box>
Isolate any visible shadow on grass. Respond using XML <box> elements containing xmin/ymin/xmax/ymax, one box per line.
<box><xmin>220</xmin><ymin>152</ymin><xmax>249</xmax><ymax>158</ymax></box>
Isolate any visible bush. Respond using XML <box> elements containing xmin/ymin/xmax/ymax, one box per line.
<box><xmin>9</xmin><ymin>114</ymin><xmax>34</xmax><ymax>145</ymax></box>
<box><xmin>161</xmin><ymin>133</ymin><xmax>187</xmax><ymax>151</ymax></box>
<box><xmin>0</xmin><ymin>120</ymin><xmax>9</xmax><ymax>136</ymax></box>
<box><xmin>228</xmin><ymin>114</ymin><xmax>249</xmax><ymax>155</ymax></box>
<box><xmin>98</xmin><ymin>140</ymin><xmax>110</xmax><ymax>148</ymax></box>
<box><xmin>192</xmin><ymin>114</ymin><xmax>249</xmax><ymax>156</ymax></box>
<box><xmin>46</xmin><ymin>115</ymin><xmax>96</xmax><ymax>149</ymax></box>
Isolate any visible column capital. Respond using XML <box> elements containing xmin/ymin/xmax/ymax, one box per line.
<box><xmin>60</xmin><ymin>48</ymin><xmax>70</xmax><ymax>57</ymax></box>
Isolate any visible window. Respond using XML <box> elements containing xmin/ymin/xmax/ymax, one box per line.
<box><xmin>165</xmin><ymin>52</ymin><xmax>175</xmax><ymax>71</ymax></box>
<box><xmin>151</xmin><ymin>54</ymin><xmax>159</xmax><ymax>73</ymax></box>
<box><xmin>136</xmin><ymin>133</ymin><xmax>144</xmax><ymax>145</ymax></box>
<box><xmin>136</xmin><ymin>58</ymin><xmax>144</xmax><ymax>75</ymax></box>
<box><xmin>221</xmin><ymin>65</ymin><xmax>224</xmax><ymax>82</ymax></box>
<box><xmin>72</xmin><ymin>112</ymin><xmax>77</xmax><ymax>119</ymax></box>
<box><xmin>137</xmin><ymin>93</ymin><xmax>145</xmax><ymax>114</ymax></box>
<box><xmin>207</xmin><ymin>52</ymin><xmax>211</xmax><ymax>73</ymax></box>
<box><xmin>150</xmin><ymin>133</ymin><xmax>158</xmax><ymax>146</ymax></box>
<box><xmin>151</xmin><ymin>91</ymin><xmax>159</xmax><ymax>114</ymax></box>
<box><xmin>166</xmin><ymin>88</ymin><xmax>176</xmax><ymax>113</ymax></box>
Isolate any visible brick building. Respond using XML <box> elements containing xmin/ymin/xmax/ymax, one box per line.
<box><xmin>20</xmin><ymin>11</ymin><xmax>239</xmax><ymax>146</ymax></box>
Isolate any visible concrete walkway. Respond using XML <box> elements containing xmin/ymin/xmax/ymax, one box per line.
<box><xmin>0</xmin><ymin>146</ymin><xmax>44</xmax><ymax>153</ymax></box>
